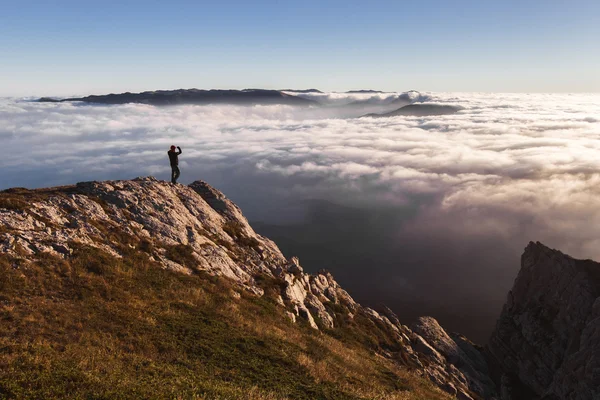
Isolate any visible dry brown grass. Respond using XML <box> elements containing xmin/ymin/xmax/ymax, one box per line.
<box><xmin>208</xmin><ymin>294</ymin><xmax>451</xmax><ymax>400</ymax></box>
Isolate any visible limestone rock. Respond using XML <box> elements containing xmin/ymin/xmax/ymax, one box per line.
<box><xmin>413</xmin><ymin>334</ymin><xmax>445</xmax><ymax>364</ymax></box>
<box><xmin>287</xmin><ymin>256</ymin><xmax>303</xmax><ymax>274</ymax></box>
<box><xmin>411</xmin><ymin>317</ymin><xmax>497</xmax><ymax>399</ymax></box>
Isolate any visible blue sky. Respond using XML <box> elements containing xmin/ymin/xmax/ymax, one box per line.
<box><xmin>1</xmin><ymin>0</ymin><xmax>599</xmax><ymax>96</ymax></box>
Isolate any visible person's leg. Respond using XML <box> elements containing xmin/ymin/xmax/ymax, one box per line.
<box><xmin>171</xmin><ymin>167</ymin><xmax>177</xmax><ymax>184</ymax></box>
<box><xmin>173</xmin><ymin>166</ymin><xmax>180</xmax><ymax>183</ymax></box>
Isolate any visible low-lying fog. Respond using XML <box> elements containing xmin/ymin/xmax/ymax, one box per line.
<box><xmin>2</xmin><ymin>91</ymin><xmax>600</xmax><ymax>342</ymax></box>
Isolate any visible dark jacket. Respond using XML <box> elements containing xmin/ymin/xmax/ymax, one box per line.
<box><xmin>168</xmin><ymin>147</ymin><xmax>182</xmax><ymax>166</ymax></box>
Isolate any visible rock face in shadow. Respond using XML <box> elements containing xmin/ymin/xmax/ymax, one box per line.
<box><xmin>38</xmin><ymin>89</ymin><xmax>317</xmax><ymax>106</ymax></box>
<box><xmin>363</xmin><ymin>103</ymin><xmax>462</xmax><ymax>117</ymax></box>
<box><xmin>486</xmin><ymin>241</ymin><xmax>600</xmax><ymax>400</ymax></box>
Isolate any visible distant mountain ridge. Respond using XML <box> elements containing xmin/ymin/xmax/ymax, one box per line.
<box><xmin>280</xmin><ymin>88</ymin><xmax>323</xmax><ymax>93</ymax></box>
<box><xmin>362</xmin><ymin>104</ymin><xmax>462</xmax><ymax>118</ymax></box>
<box><xmin>39</xmin><ymin>89</ymin><xmax>318</xmax><ymax>106</ymax></box>
<box><xmin>345</xmin><ymin>89</ymin><xmax>385</xmax><ymax>93</ymax></box>
<box><xmin>38</xmin><ymin>89</ymin><xmax>453</xmax><ymax>115</ymax></box>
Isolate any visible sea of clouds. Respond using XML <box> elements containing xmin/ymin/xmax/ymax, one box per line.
<box><xmin>2</xmin><ymin>92</ymin><xmax>599</xmax><ymax>341</ymax></box>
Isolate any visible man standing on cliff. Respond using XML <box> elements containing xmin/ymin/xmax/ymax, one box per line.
<box><xmin>168</xmin><ymin>145</ymin><xmax>182</xmax><ymax>184</ymax></box>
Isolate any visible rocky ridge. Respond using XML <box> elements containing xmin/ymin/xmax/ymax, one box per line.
<box><xmin>0</xmin><ymin>177</ymin><xmax>496</xmax><ymax>399</ymax></box>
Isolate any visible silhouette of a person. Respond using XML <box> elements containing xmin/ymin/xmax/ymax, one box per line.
<box><xmin>168</xmin><ymin>145</ymin><xmax>182</xmax><ymax>184</ymax></box>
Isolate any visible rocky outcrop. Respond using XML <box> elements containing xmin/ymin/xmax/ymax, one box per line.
<box><xmin>487</xmin><ymin>242</ymin><xmax>600</xmax><ymax>400</ymax></box>
<box><xmin>411</xmin><ymin>317</ymin><xmax>497</xmax><ymax>399</ymax></box>
<box><xmin>0</xmin><ymin>177</ymin><xmax>495</xmax><ymax>399</ymax></box>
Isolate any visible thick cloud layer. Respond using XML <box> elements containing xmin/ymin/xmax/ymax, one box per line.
<box><xmin>2</xmin><ymin>92</ymin><xmax>600</xmax><ymax>342</ymax></box>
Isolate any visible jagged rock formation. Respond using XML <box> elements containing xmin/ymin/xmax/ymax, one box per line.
<box><xmin>38</xmin><ymin>89</ymin><xmax>317</xmax><ymax>106</ymax></box>
<box><xmin>487</xmin><ymin>242</ymin><xmax>600</xmax><ymax>400</ymax></box>
<box><xmin>0</xmin><ymin>177</ymin><xmax>495</xmax><ymax>399</ymax></box>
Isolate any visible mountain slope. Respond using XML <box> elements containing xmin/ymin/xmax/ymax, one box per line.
<box><xmin>4</xmin><ymin>178</ymin><xmax>598</xmax><ymax>399</ymax></box>
<box><xmin>0</xmin><ymin>177</ymin><xmax>492</xmax><ymax>399</ymax></box>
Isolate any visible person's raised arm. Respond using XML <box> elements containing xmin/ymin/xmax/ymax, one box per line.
<box><xmin>177</xmin><ymin>146</ymin><xmax>182</xmax><ymax>155</ymax></box>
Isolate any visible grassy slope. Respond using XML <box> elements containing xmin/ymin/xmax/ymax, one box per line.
<box><xmin>0</xmin><ymin>193</ymin><xmax>450</xmax><ymax>400</ymax></box>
